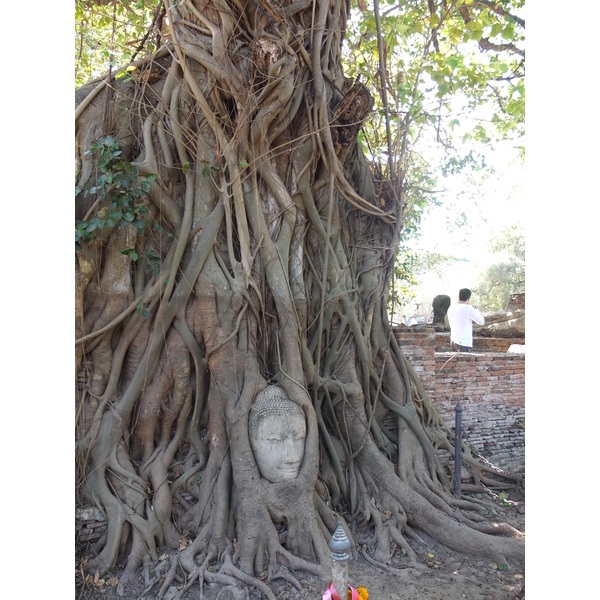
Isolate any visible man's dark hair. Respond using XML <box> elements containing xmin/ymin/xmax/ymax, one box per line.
<box><xmin>458</xmin><ymin>288</ymin><xmax>471</xmax><ymax>302</ymax></box>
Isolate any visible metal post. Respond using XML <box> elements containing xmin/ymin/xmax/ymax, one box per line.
<box><xmin>328</xmin><ymin>521</ymin><xmax>350</xmax><ymax>598</ymax></box>
<box><xmin>454</xmin><ymin>400</ymin><xmax>463</xmax><ymax>498</ymax></box>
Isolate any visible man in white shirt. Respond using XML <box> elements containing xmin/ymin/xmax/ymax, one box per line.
<box><xmin>446</xmin><ymin>288</ymin><xmax>485</xmax><ymax>352</ymax></box>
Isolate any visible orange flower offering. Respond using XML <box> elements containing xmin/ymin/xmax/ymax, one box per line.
<box><xmin>323</xmin><ymin>583</ymin><xmax>367</xmax><ymax>600</ymax></box>
<box><xmin>356</xmin><ymin>587</ymin><xmax>369</xmax><ymax>600</ymax></box>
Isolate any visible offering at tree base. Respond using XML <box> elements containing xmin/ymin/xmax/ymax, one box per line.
<box><xmin>322</xmin><ymin>582</ymin><xmax>368</xmax><ymax>600</ymax></box>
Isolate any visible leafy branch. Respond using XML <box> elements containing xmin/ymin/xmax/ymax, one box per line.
<box><xmin>75</xmin><ymin>135</ymin><xmax>156</xmax><ymax>248</ymax></box>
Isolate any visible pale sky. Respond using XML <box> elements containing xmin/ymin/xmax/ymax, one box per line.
<box><xmin>412</xmin><ymin>139</ymin><xmax>524</xmax><ymax>257</ymax></box>
<box><xmin>401</xmin><ymin>136</ymin><xmax>525</xmax><ymax>315</ymax></box>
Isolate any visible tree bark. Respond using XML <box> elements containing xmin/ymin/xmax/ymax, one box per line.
<box><xmin>75</xmin><ymin>0</ymin><xmax>524</xmax><ymax>595</ymax></box>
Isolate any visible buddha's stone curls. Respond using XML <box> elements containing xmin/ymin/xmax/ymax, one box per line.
<box><xmin>249</xmin><ymin>386</ymin><xmax>307</xmax><ymax>483</ymax></box>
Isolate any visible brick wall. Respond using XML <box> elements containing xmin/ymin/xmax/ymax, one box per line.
<box><xmin>76</xmin><ymin>507</ymin><xmax>107</xmax><ymax>547</ymax></box>
<box><xmin>395</xmin><ymin>327</ymin><xmax>525</xmax><ymax>476</ymax></box>
<box><xmin>508</xmin><ymin>293</ymin><xmax>525</xmax><ymax>310</ymax></box>
<box><xmin>435</xmin><ymin>331</ymin><xmax>524</xmax><ymax>353</ymax></box>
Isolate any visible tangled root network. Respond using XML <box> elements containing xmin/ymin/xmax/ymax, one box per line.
<box><xmin>75</xmin><ymin>0</ymin><xmax>524</xmax><ymax>597</ymax></box>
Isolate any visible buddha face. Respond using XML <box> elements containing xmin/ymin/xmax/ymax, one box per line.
<box><xmin>249</xmin><ymin>386</ymin><xmax>307</xmax><ymax>483</ymax></box>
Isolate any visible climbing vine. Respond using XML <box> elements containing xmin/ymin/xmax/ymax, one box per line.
<box><xmin>75</xmin><ymin>135</ymin><xmax>156</xmax><ymax>248</ymax></box>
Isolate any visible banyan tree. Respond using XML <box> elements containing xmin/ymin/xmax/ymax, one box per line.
<box><xmin>75</xmin><ymin>0</ymin><xmax>525</xmax><ymax>596</ymax></box>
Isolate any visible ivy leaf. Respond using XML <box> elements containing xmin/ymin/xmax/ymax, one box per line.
<box><xmin>121</xmin><ymin>248</ymin><xmax>138</xmax><ymax>261</ymax></box>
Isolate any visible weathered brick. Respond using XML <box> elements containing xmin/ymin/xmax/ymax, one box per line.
<box><xmin>394</xmin><ymin>327</ymin><xmax>524</xmax><ymax>475</ymax></box>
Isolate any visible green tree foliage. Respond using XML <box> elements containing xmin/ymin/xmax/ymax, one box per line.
<box><xmin>339</xmin><ymin>0</ymin><xmax>524</xmax><ymax>306</ymax></box>
<box><xmin>75</xmin><ymin>135</ymin><xmax>157</xmax><ymax>245</ymax></box>
<box><xmin>343</xmin><ymin>0</ymin><xmax>524</xmax><ymax>169</ymax></box>
<box><xmin>75</xmin><ymin>0</ymin><xmax>164</xmax><ymax>87</ymax></box>
<box><xmin>475</xmin><ymin>225</ymin><xmax>524</xmax><ymax>310</ymax></box>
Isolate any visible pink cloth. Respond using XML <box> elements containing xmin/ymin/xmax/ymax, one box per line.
<box><xmin>323</xmin><ymin>582</ymin><xmax>359</xmax><ymax>600</ymax></box>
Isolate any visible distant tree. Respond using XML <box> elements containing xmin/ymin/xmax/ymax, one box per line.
<box><xmin>475</xmin><ymin>226</ymin><xmax>524</xmax><ymax>311</ymax></box>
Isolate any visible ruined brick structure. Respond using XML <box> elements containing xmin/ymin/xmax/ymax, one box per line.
<box><xmin>508</xmin><ymin>292</ymin><xmax>525</xmax><ymax>310</ymax></box>
<box><xmin>395</xmin><ymin>326</ymin><xmax>525</xmax><ymax>478</ymax></box>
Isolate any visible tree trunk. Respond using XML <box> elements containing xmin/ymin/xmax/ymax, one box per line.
<box><xmin>75</xmin><ymin>0</ymin><xmax>524</xmax><ymax>595</ymax></box>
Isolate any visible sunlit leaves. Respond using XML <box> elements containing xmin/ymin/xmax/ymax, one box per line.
<box><xmin>475</xmin><ymin>226</ymin><xmax>525</xmax><ymax>311</ymax></box>
<box><xmin>344</xmin><ymin>0</ymin><xmax>524</xmax><ymax>191</ymax></box>
<box><xmin>344</xmin><ymin>0</ymin><xmax>524</xmax><ymax>150</ymax></box>
<box><xmin>342</xmin><ymin>1</ymin><xmax>524</xmax><ymax>308</ymax></box>
<box><xmin>75</xmin><ymin>0</ymin><xmax>160</xmax><ymax>86</ymax></box>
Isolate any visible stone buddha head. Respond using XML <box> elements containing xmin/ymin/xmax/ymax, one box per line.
<box><xmin>248</xmin><ymin>385</ymin><xmax>307</xmax><ymax>483</ymax></box>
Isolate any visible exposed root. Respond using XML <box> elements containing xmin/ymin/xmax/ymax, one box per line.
<box><xmin>75</xmin><ymin>0</ymin><xmax>524</xmax><ymax>596</ymax></box>
<box><xmin>359</xmin><ymin>546</ymin><xmax>424</xmax><ymax>578</ymax></box>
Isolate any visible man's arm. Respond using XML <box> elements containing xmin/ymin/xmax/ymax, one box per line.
<box><xmin>470</xmin><ymin>306</ymin><xmax>485</xmax><ymax>325</ymax></box>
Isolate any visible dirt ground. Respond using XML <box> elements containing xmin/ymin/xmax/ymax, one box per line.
<box><xmin>77</xmin><ymin>489</ymin><xmax>525</xmax><ymax>600</ymax></box>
